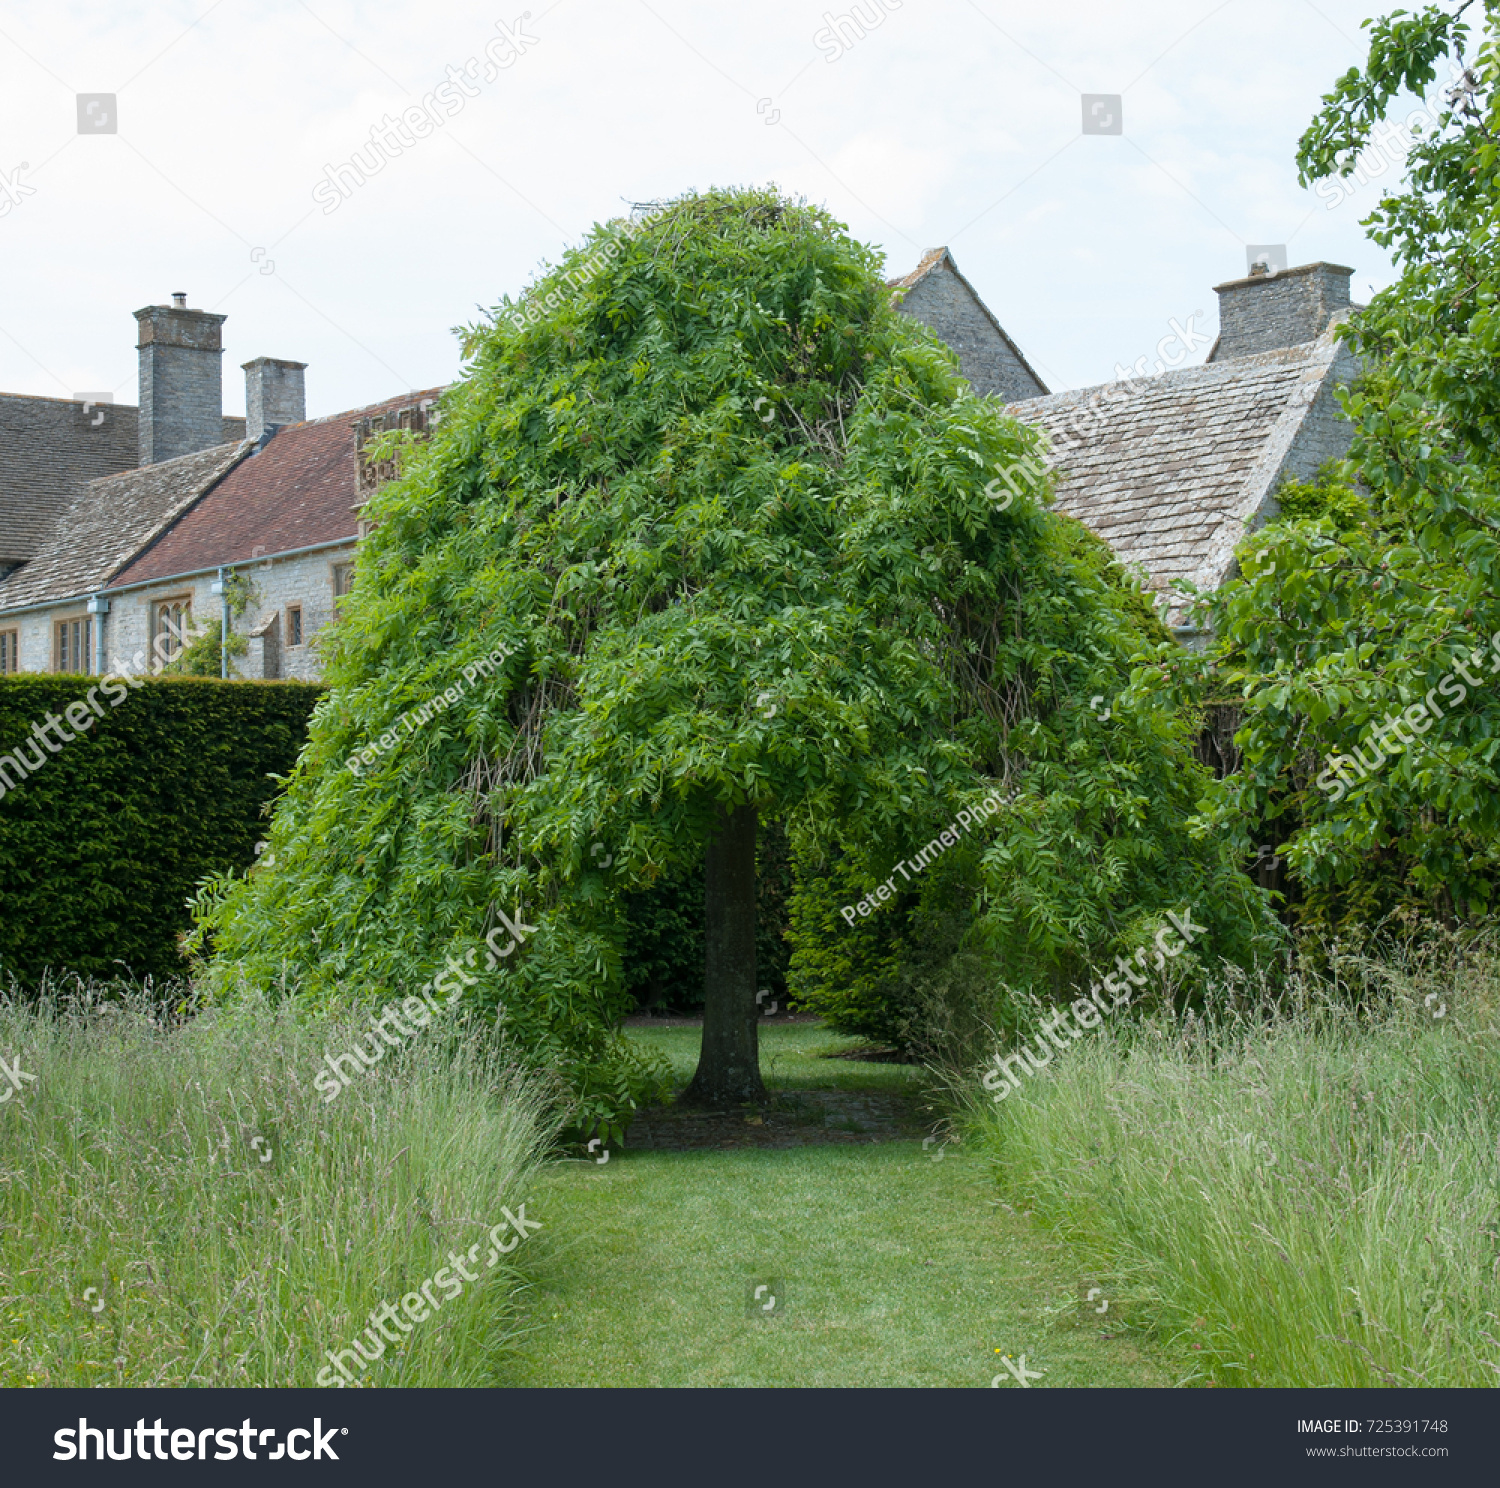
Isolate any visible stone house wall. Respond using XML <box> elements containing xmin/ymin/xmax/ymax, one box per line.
<box><xmin>2</xmin><ymin>541</ymin><xmax>362</xmax><ymax>679</ymax></box>
<box><xmin>895</xmin><ymin>264</ymin><xmax>1047</xmax><ymax>402</ymax></box>
<box><xmin>106</xmin><ymin>544</ymin><xmax>355</xmax><ymax>679</ymax></box>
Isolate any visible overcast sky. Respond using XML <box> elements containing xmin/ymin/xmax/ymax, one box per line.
<box><xmin>0</xmin><ymin>0</ymin><xmax>1428</xmax><ymax>419</ymax></box>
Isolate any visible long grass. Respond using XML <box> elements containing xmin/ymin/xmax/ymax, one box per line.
<box><xmin>961</xmin><ymin>932</ymin><xmax>1500</xmax><ymax>1387</ymax></box>
<box><xmin>0</xmin><ymin>981</ymin><xmax>562</xmax><ymax>1387</ymax></box>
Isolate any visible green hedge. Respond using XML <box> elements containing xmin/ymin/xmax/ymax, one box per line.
<box><xmin>0</xmin><ymin>677</ymin><xmax>323</xmax><ymax>985</ymax></box>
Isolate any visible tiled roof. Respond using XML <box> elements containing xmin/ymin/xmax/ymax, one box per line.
<box><xmin>0</xmin><ymin>394</ymin><xmax>138</xmax><ymax>565</ymax></box>
<box><xmin>108</xmin><ymin>390</ymin><xmax>444</xmax><ymax>590</ymax></box>
<box><xmin>1008</xmin><ymin>323</ymin><xmax>1352</xmax><ymax>621</ymax></box>
<box><xmin>0</xmin><ymin>397</ymin><xmax>246</xmax><ymax>568</ymax></box>
<box><xmin>886</xmin><ymin>245</ymin><xmax>950</xmax><ymax>292</ymax></box>
<box><xmin>0</xmin><ymin>441</ymin><xmax>250</xmax><ymax>612</ymax></box>
<box><xmin>0</xmin><ymin>393</ymin><xmax>245</xmax><ymax>568</ymax></box>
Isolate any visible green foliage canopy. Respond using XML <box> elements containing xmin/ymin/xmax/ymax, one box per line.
<box><xmin>198</xmin><ymin>189</ymin><xmax>1275</xmax><ymax>1124</ymax></box>
<box><xmin>786</xmin><ymin>516</ymin><xmax>1276</xmax><ymax>1042</ymax></box>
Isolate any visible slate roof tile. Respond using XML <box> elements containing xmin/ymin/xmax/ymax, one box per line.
<box><xmin>0</xmin><ymin>442</ymin><xmax>250</xmax><ymax>612</ymax></box>
<box><xmin>1007</xmin><ymin>323</ymin><xmax>1354</xmax><ymax>622</ymax></box>
<box><xmin>0</xmin><ymin>398</ymin><xmax>244</xmax><ymax>566</ymax></box>
<box><xmin>0</xmin><ymin>389</ymin><xmax>442</xmax><ymax>618</ymax></box>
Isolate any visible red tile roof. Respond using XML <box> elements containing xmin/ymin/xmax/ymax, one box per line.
<box><xmin>108</xmin><ymin>389</ymin><xmax>443</xmax><ymax>589</ymax></box>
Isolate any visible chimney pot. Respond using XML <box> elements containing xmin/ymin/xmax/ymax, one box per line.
<box><xmin>171</xmin><ymin>292</ymin><xmax>187</xmax><ymax>308</ymax></box>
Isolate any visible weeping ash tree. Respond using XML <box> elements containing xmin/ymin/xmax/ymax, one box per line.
<box><xmin>195</xmin><ymin>188</ymin><xmax>1275</xmax><ymax>1128</ymax></box>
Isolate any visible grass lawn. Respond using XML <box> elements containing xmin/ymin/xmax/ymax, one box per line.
<box><xmin>625</xmin><ymin>1018</ymin><xmax>921</xmax><ymax>1095</ymax></box>
<box><xmin>507</xmin><ymin>1022</ymin><xmax>1182</xmax><ymax>1387</ymax></box>
<box><xmin>0</xmin><ymin>991</ymin><xmax>555</xmax><ymax>1388</ymax></box>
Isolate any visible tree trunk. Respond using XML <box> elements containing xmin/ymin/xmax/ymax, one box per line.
<box><xmin>684</xmin><ymin>801</ymin><xmax>764</xmax><ymax>1106</ymax></box>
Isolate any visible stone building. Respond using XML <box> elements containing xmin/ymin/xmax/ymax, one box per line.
<box><xmin>100</xmin><ymin>389</ymin><xmax>438</xmax><ymax>681</ymax></box>
<box><xmin>0</xmin><ymin>253</ymin><xmax>1359</xmax><ymax>679</ymax></box>
<box><xmin>0</xmin><ymin>380</ymin><xmax>242</xmax><ymax>588</ymax></box>
<box><xmin>892</xmin><ymin>249</ymin><xmax>1359</xmax><ymax>632</ymax></box>
<box><xmin>1005</xmin><ymin>261</ymin><xmax>1358</xmax><ymax>632</ymax></box>
<box><xmin>0</xmin><ymin>440</ymin><xmax>250</xmax><ymax>676</ymax></box>
<box><xmin>0</xmin><ymin>294</ymin><xmax>438</xmax><ymax>680</ymax></box>
<box><xmin>888</xmin><ymin>247</ymin><xmax>1048</xmax><ymax>402</ymax></box>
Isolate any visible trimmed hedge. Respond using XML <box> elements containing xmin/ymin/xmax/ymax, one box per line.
<box><xmin>0</xmin><ymin>677</ymin><xmax>323</xmax><ymax>985</ymax></box>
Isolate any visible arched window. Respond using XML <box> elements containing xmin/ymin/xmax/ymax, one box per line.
<box><xmin>153</xmin><ymin>598</ymin><xmax>191</xmax><ymax>665</ymax></box>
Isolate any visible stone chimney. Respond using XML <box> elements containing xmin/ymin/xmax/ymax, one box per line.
<box><xmin>1209</xmin><ymin>262</ymin><xmax>1353</xmax><ymax>361</ymax></box>
<box><xmin>133</xmin><ymin>294</ymin><xmax>228</xmax><ymax>465</ymax></box>
<box><xmin>242</xmin><ymin>357</ymin><xmax>307</xmax><ymax>443</ymax></box>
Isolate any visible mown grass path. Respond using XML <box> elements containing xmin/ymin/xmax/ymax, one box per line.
<box><xmin>508</xmin><ymin>1024</ymin><xmax>1178</xmax><ymax>1387</ymax></box>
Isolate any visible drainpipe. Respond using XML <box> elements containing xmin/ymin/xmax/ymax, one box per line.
<box><xmin>85</xmin><ymin>593</ymin><xmax>109</xmax><ymax>675</ymax></box>
<box><xmin>210</xmin><ymin>567</ymin><xmax>230</xmax><ymax>678</ymax></box>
